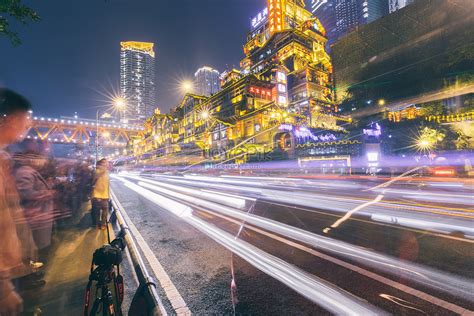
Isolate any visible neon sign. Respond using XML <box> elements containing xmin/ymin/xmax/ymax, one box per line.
<box><xmin>279</xmin><ymin>124</ymin><xmax>293</xmax><ymax>131</ymax></box>
<box><xmin>249</xmin><ymin>86</ymin><xmax>272</xmax><ymax>97</ymax></box>
<box><xmin>363</xmin><ymin>123</ymin><xmax>382</xmax><ymax>137</ymax></box>
<box><xmin>251</xmin><ymin>8</ymin><xmax>269</xmax><ymax>29</ymax></box>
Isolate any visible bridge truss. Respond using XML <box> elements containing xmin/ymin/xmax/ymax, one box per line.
<box><xmin>27</xmin><ymin>116</ymin><xmax>144</xmax><ymax>148</ymax></box>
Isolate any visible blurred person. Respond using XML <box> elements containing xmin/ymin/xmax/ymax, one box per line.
<box><xmin>91</xmin><ymin>159</ymin><xmax>110</xmax><ymax>230</ymax></box>
<box><xmin>0</xmin><ymin>88</ymin><xmax>35</xmax><ymax>315</ymax></box>
<box><xmin>13</xmin><ymin>149</ymin><xmax>55</xmax><ymax>255</ymax></box>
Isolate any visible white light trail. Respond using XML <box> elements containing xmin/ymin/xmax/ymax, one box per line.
<box><xmin>115</xmin><ymin>176</ymin><xmax>382</xmax><ymax>315</ymax></box>
<box><xmin>116</xmin><ymin>175</ymin><xmax>474</xmax><ymax>302</ymax></box>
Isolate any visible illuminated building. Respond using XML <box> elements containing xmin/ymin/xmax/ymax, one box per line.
<box><xmin>389</xmin><ymin>0</ymin><xmax>414</xmax><ymax>13</ymax></box>
<box><xmin>332</xmin><ymin>0</ymin><xmax>472</xmax><ymax>107</ymax></box>
<box><xmin>334</xmin><ymin>0</ymin><xmax>388</xmax><ymax>38</ymax></box>
<box><xmin>310</xmin><ymin>0</ymin><xmax>337</xmax><ymax>45</ymax></box>
<box><xmin>194</xmin><ymin>66</ymin><xmax>221</xmax><ymax>97</ymax></box>
<box><xmin>360</xmin><ymin>0</ymin><xmax>389</xmax><ymax>23</ymax></box>
<box><xmin>334</xmin><ymin>0</ymin><xmax>358</xmax><ymax>37</ymax></box>
<box><xmin>133</xmin><ymin>0</ymin><xmax>356</xmax><ymax>165</ymax></box>
<box><xmin>120</xmin><ymin>41</ymin><xmax>156</xmax><ymax>122</ymax></box>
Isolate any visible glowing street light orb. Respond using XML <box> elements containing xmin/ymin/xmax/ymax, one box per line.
<box><xmin>415</xmin><ymin>138</ymin><xmax>434</xmax><ymax>152</ymax></box>
<box><xmin>201</xmin><ymin>110</ymin><xmax>209</xmax><ymax>120</ymax></box>
<box><xmin>114</xmin><ymin>97</ymin><xmax>126</xmax><ymax>109</ymax></box>
<box><xmin>181</xmin><ymin>80</ymin><xmax>194</xmax><ymax>93</ymax></box>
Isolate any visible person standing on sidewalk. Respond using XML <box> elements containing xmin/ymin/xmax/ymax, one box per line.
<box><xmin>91</xmin><ymin>159</ymin><xmax>110</xmax><ymax>230</ymax></box>
<box><xmin>0</xmin><ymin>88</ymin><xmax>36</xmax><ymax>316</ymax></box>
<box><xmin>14</xmin><ymin>150</ymin><xmax>55</xmax><ymax>255</ymax></box>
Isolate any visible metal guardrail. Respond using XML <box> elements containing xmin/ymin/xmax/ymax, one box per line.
<box><xmin>110</xmin><ymin>190</ymin><xmax>168</xmax><ymax>316</ymax></box>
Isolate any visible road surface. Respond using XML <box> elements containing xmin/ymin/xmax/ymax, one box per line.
<box><xmin>111</xmin><ymin>171</ymin><xmax>474</xmax><ymax>315</ymax></box>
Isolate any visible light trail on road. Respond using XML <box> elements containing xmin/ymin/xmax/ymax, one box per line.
<box><xmin>116</xmin><ymin>174</ymin><xmax>474</xmax><ymax>302</ymax></box>
<box><xmin>115</xmin><ymin>176</ymin><xmax>384</xmax><ymax>315</ymax></box>
<box><xmin>141</xmin><ymin>173</ymin><xmax>474</xmax><ymax>237</ymax></box>
<box><xmin>112</xmin><ymin>172</ymin><xmax>474</xmax><ymax>314</ymax></box>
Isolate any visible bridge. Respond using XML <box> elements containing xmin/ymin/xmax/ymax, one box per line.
<box><xmin>27</xmin><ymin>115</ymin><xmax>145</xmax><ymax>148</ymax></box>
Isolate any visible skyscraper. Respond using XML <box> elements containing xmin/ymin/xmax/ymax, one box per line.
<box><xmin>334</xmin><ymin>0</ymin><xmax>358</xmax><ymax>38</ymax></box>
<box><xmin>362</xmin><ymin>0</ymin><xmax>389</xmax><ymax>24</ymax></box>
<box><xmin>194</xmin><ymin>66</ymin><xmax>221</xmax><ymax>97</ymax></box>
<box><xmin>120</xmin><ymin>41</ymin><xmax>156</xmax><ymax>122</ymax></box>
<box><xmin>333</xmin><ymin>0</ymin><xmax>388</xmax><ymax>39</ymax></box>
<box><xmin>389</xmin><ymin>0</ymin><xmax>414</xmax><ymax>13</ymax></box>
<box><xmin>310</xmin><ymin>0</ymin><xmax>338</xmax><ymax>46</ymax></box>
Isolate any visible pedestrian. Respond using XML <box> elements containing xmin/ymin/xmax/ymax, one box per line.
<box><xmin>91</xmin><ymin>158</ymin><xmax>110</xmax><ymax>230</ymax></box>
<box><xmin>13</xmin><ymin>149</ymin><xmax>55</xmax><ymax>255</ymax></box>
<box><xmin>0</xmin><ymin>88</ymin><xmax>36</xmax><ymax>316</ymax></box>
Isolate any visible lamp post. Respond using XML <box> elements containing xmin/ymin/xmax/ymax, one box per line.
<box><xmin>95</xmin><ymin>99</ymin><xmax>127</xmax><ymax>164</ymax></box>
<box><xmin>95</xmin><ymin>110</ymin><xmax>101</xmax><ymax>165</ymax></box>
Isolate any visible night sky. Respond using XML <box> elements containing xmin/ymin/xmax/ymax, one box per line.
<box><xmin>0</xmin><ymin>0</ymin><xmax>266</xmax><ymax>118</ymax></box>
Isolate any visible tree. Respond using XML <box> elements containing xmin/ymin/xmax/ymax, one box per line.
<box><xmin>455</xmin><ymin>131</ymin><xmax>472</xmax><ymax>150</ymax></box>
<box><xmin>421</xmin><ymin>100</ymin><xmax>446</xmax><ymax>116</ymax></box>
<box><xmin>0</xmin><ymin>0</ymin><xmax>40</xmax><ymax>46</ymax></box>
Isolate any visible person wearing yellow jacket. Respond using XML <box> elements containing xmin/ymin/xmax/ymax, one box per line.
<box><xmin>91</xmin><ymin>159</ymin><xmax>110</xmax><ymax>230</ymax></box>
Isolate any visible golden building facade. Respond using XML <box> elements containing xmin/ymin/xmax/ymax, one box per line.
<box><xmin>133</xmin><ymin>0</ymin><xmax>349</xmax><ymax>164</ymax></box>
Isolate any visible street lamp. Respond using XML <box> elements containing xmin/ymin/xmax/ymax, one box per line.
<box><xmin>200</xmin><ymin>110</ymin><xmax>209</xmax><ymax>120</ymax></box>
<box><xmin>113</xmin><ymin>97</ymin><xmax>127</xmax><ymax>122</ymax></box>
<box><xmin>95</xmin><ymin>110</ymin><xmax>112</xmax><ymax>164</ymax></box>
<box><xmin>181</xmin><ymin>80</ymin><xmax>194</xmax><ymax>94</ymax></box>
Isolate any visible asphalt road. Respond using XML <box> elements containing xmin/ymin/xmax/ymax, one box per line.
<box><xmin>111</xmin><ymin>172</ymin><xmax>474</xmax><ymax>315</ymax></box>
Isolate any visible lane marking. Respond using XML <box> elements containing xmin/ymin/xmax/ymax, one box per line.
<box><xmin>201</xmin><ymin>208</ymin><xmax>473</xmax><ymax>315</ymax></box>
<box><xmin>132</xmin><ymin>177</ymin><xmax>474</xmax><ymax>302</ymax></box>
<box><xmin>117</xmin><ymin>177</ymin><xmax>383</xmax><ymax>315</ymax></box>
<box><xmin>111</xmin><ymin>189</ymin><xmax>191</xmax><ymax>315</ymax></box>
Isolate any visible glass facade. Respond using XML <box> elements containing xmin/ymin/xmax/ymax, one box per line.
<box><xmin>120</xmin><ymin>41</ymin><xmax>156</xmax><ymax>122</ymax></box>
<box><xmin>194</xmin><ymin>66</ymin><xmax>221</xmax><ymax>97</ymax></box>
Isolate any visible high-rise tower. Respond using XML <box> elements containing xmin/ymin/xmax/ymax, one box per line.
<box><xmin>389</xmin><ymin>0</ymin><xmax>414</xmax><ymax>13</ymax></box>
<box><xmin>310</xmin><ymin>0</ymin><xmax>337</xmax><ymax>46</ymax></box>
<box><xmin>194</xmin><ymin>66</ymin><xmax>221</xmax><ymax>96</ymax></box>
<box><xmin>120</xmin><ymin>41</ymin><xmax>156</xmax><ymax>122</ymax></box>
<box><xmin>312</xmin><ymin>0</ymin><xmax>386</xmax><ymax>42</ymax></box>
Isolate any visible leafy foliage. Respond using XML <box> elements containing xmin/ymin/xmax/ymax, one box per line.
<box><xmin>0</xmin><ymin>0</ymin><xmax>40</xmax><ymax>46</ymax></box>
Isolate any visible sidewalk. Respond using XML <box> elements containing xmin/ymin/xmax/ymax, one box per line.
<box><xmin>21</xmin><ymin>202</ymin><xmax>110</xmax><ymax>315</ymax></box>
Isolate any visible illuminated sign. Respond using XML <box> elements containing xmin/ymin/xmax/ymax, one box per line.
<box><xmin>251</xmin><ymin>7</ymin><xmax>269</xmax><ymax>29</ymax></box>
<box><xmin>277</xmin><ymin>83</ymin><xmax>286</xmax><ymax>93</ymax></box>
<box><xmin>268</xmin><ymin>0</ymin><xmax>285</xmax><ymax>34</ymax></box>
<box><xmin>275</xmin><ymin>70</ymin><xmax>288</xmax><ymax>106</ymax></box>
<box><xmin>363</xmin><ymin>123</ymin><xmax>382</xmax><ymax>137</ymax></box>
<box><xmin>278</xmin><ymin>96</ymin><xmax>287</xmax><ymax>104</ymax></box>
<box><xmin>279</xmin><ymin>124</ymin><xmax>293</xmax><ymax>131</ymax></box>
<box><xmin>367</xmin><ymin>152</ymin><xmax>379</xmax><ymax>162</ymax></box>
<box><xmin>280</xmin><ymin>125</ymin><xmax>338</xmax><ymax>142</ymax></box>
<box><xmin>276</xmin><ymin>71</ymin><xmax>287</xmax><ymax>83</ymax></box>
<box><xmin>249</xmin><ymin>86</ymin><xmax>272</xmax><ymax>98</ymax></box>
